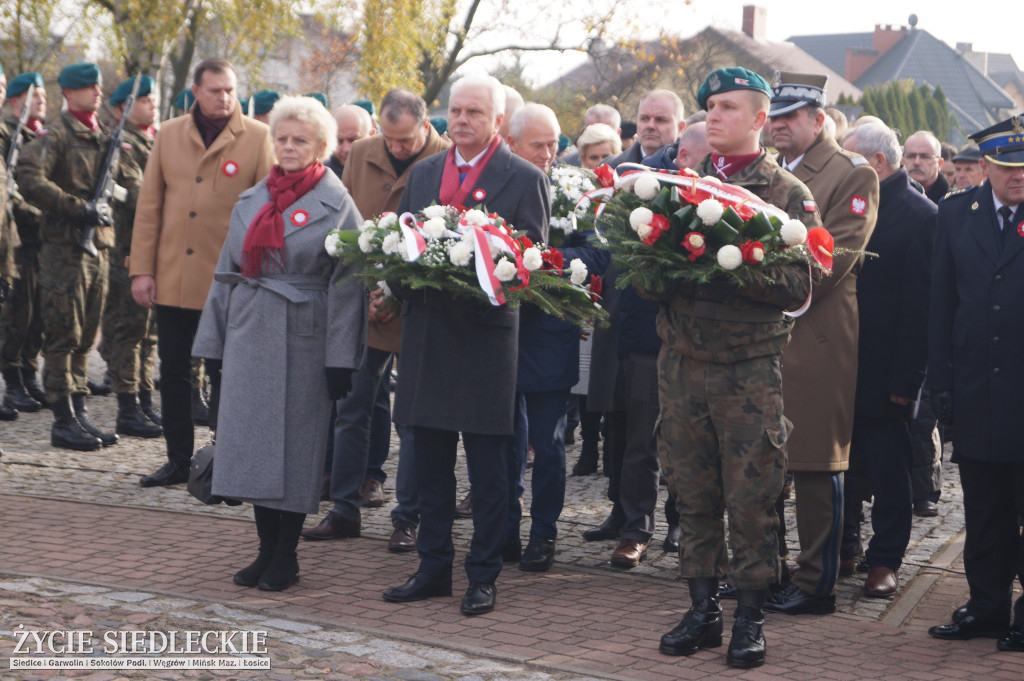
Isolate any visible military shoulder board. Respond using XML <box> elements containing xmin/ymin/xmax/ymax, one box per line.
<box><xmin>849</xmin><ymin>155</ymin><xmax>869</xmax><ymax>166</ymax></box>
<box><xmin>943</xmin><ymin>186</ymin><xmax>972</xmax><ymax>199</ymax></box>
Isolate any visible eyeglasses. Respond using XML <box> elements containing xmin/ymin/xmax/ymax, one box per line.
<box><xmin>903</xmin><ymin>152</ymin><xmax>939</xmax><ymax>161</ymax></box>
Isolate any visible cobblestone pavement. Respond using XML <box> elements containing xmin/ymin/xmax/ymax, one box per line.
<box><xmin>0</xmin><ymin>364</ymin><xmax>1018</xmax><ymax>680</ymax></box>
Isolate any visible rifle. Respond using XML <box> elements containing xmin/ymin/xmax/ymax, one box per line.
<box><xmin>77</xmin><ymin>74</ymin><xmax>141</xmax><ymax>257</ymax></box>
<box><xmin>5</xmin><ymin>83</ymin><xmax>35</xmax><ymax>225</ymax></box>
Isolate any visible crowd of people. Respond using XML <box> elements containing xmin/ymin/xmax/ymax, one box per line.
<box><xmin>0</xmin><ymin>55</ymin><xmax>1022</xmax><ymax>669</ymax></box>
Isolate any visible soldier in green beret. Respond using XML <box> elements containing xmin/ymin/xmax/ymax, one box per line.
<box><xmin>249</xmin><ymin>89</ymin><xmax>280</xmax><ymax>124</ymax></box>
<box><xmin>172</xmin><ymin>88</ymin><xmax>193</xmax><ymax>116</ymax></box>
<box><xmin>0</xmin><ymin>71</ymin><xmax>48</xmax><ymax>415</ymax></box>
<box><xmin>15</xmin><ymin>62</ymin><xmax>142</xmax><ymax>451</ymax></box>
<box><xmin>304</xmin><ymin>92</ymin><xmax>329</xmax><ymax>109</ymax></box>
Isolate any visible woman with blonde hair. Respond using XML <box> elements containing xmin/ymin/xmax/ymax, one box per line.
<box><xmin>576</xmin><ymin>123</ymin><xmax>622</xmax><ymax>169</ymax></box>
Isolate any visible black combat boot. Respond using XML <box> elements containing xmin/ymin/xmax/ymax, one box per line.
<box><xmin>139</xmin><ymin>389</ymin><xmax>162</xmax><ymax>425</ymax></box>
<box><xmin>0</xmin><ymin>402</ymin><xmax>17</xmax><ymax>420</ymax></box>
<box><xmin>191</xmin><ymin>387</ymin><xmax>210</xmax><ymax>426</ymax></box>
<box><xmin>71</xmin><ymin>393</ymin><xmax>118</xmax><ymax>446</ymax></box>
<box><xmin>234</xmin><ymin>505</ymin><xmax>279</xmax><ymax>586</ymax></box>
<box><xmin>21</xmin><ymin>369</ymin><xmax>49</xmax><ymax>407</ymax></box>
<box><xmin>257</xmin><ymin>510</ymin><xmax>305</xmax><ymax>591</ymax></box>
<box><xmin>727</xmin><ymin>589</ymin><xmax>768</xmax><ymax>668</ymax></box>
<box><xmin>116</xmin><ymin>393</ymin><xmax>163</xmax><ymax>438</ymax></box>
<box><xmin>51</xmin><ymin>395</ymin><xmax>102</xmax><ymax>451</ymax></box>
<box><xmin>3</xmin><ymin>368</ymin><xmax>41</xmax><ymax>412</ymax></box>
<box><xmin>659</xmin><ymin>578</ymin><xmax>723</xmax><ymax>655</ymax></box>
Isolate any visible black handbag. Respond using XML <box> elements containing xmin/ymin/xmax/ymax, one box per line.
<box><xmin>187</xmin><ymin>442</ymin><xmax>241</xmax><ymax>506</ymax></box>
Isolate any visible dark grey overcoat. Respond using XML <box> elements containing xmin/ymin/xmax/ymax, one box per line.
<box><xmin>392</xmin><ymin>143</ymin><xmax>550</xmax><ymax>435</ymax></box>
<box><xmin>193</xmin><ymin>170</ymin><xmax>366</xmax><ymax>513</ymax></box>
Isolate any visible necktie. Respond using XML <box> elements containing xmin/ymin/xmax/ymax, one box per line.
<box><xmin>998</xmin><ymin>205</ymin><xmax>1013</xmax><ymax>232</ymax></box>
<box><xmin>458</xmin><ymin>164</ymin><xmax>472</xmax><ymax>183</ymax></box>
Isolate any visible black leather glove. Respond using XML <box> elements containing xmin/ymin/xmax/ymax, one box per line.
<box><xmin>326</xmin><ymin>367</ymin><xmax>354</xmax><ymax>401</ymax></box>
<box><xmin>82</xmin><ymin>201</ymin><xmax>113</xmax><ymax>227</ymax></box>
<box><xmin>931</xmin><ymin>390</ymin><xmax>953</xmax><ymax>427</ymax></box>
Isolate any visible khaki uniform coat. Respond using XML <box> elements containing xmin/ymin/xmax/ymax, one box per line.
<box><xmin>780</xmin><ymin>130</ymin><xmax>879</xmax><ymax>472</ymax></box>
<box><xmin>128</xmin><ymin>105</ymin><xmax>274</xmax><ymax>310</ymax></box>
<box><xmin>342</xmin><ymin>127</ymin><xmax>450</xmax><ymax>353</ymax></box>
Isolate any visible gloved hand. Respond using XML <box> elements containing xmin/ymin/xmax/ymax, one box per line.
<box><xmin>201</xmin><ymin>358</ymin><xmax>223</xmax><ymax>431</ymax></box>
<box><xmin>931</xmin><ymin>390</ymin><xmax>953</xmax><ymax>427</ymax></box>
<box><xmin>82</xmin><ymin>201</ymin><xmax>113</xmax><ymax>227</ymax></box>
<box><xmin>326</xmin><ymin>367</ymin><xmax>354</xmax><ymax>401</ymax></box>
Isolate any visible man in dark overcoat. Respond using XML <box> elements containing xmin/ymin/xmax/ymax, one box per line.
<box><xmin>927</xmin><ymin>115</ymin><xmax>1024</xmax><ymax>653</ymax></box>
<box><xmin>382</xmin><ymin>74</ymin><xmax>550</xmax><ymax>616</ymax></box>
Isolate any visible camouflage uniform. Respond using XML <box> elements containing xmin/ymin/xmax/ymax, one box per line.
<box><xmin>0</xmin><ymin>114</ymin><xmax>44</xmax><ymax>374</ymax></box>
<box><xmin>98</xmin><ymin>121</ymin><xmax>156</xmax><ymax>395</ymax></box>
<box><xmin>0</xmin><ymin>160</ymin><xmax>17</xmax><ymax>284</ymax></box>
<box><xmin>654</xmin><ymin>151</ymin><xmax>821</xmax><ymax>590</ymax></box>
<box><xmin>15</xmin><ymin>111</ymin><xmax>141</xmax><ymax>402</ymax></box>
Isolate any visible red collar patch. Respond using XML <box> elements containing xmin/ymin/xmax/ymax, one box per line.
<box><xmin>222</xmin><ymin>160</ymin><xmax>239</xmax><ymax>177</ymax></box>
<box><xmin>850</xmin><ymin>195</ymin><xmax>867</xmax><ymax>216</ymax></box>
<box><xmin>291</xmin><ymin>209</ymin><xmax>309</xmax><ymax>226</ymax></box>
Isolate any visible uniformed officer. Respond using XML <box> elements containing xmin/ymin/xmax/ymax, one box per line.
<box><xmin>16</xmin><ymin>63</ymin><xmax>142</xmax><ymax>451</ymax></box>
<box><xmin>927</xmin><ymin>115</ymin><xmax>1024</xmax><ymax>653</ymax></box>
<box><xmin>652</xmin><ymin>67</ymin><xmax>819</xmax><ymax>668</ymax></box>
<box><xmin>97</xmin><ymin>76</ymin><xmax>162</xmax><ymax>438</ymax></box>
<box><xmin>0</xmin><ymin>71</ymin><xmax>47</xmax><ymax>414</ymax></box>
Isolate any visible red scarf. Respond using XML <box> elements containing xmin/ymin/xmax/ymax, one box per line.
<box><xmin>439</xmin><ymin>135</ymin><xmax>502</xmax><ymax>206</ymax></box>
<box><xmin>709</xmin><ymin>150</ymin><xmax>760</xmax><ymax>179</ymax></box>
<box><xmin>241</xmin><ymin>162</ymin><xmax>327</xmax><ymax>279</ymax></box>
<box><xmin>69</xmin><ymin>110</ymin><xmax>98</xmax><ymax>131</ymax></box>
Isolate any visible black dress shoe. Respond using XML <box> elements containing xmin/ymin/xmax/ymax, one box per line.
<box><xmin>460</xmin><ymin>582</ymin><xmax>496</xmax><ymax>615</ymax></box>
<box><xmin>659</xmin><ymin>598</ymin><xmax>723</xmax><ymax>655</ymax></box>
<box><xmin>997</xmin><ymin>624</ymin><xmax>1024</xmax><ymax>652</ymax></box>
<box><xmin>382</xmin><ymin>572</ymin><xmax>452</xmax><ymax>603</ymax></box>
<box><xmin>0</xmin><ymin>403</ymin><xmax>17</xmax><ymax>421</ymax></box>
<box><xmin>763</xmin><ymin>582</ymin><xmax>836</xmax><ymax>615</ymax></box>
<box><xmin>913</xmin><ymin>499</ymin><xmax>939</xmax><ymax>517</ymax></box>
<box><xmin>952</xmin><ymin>604</ymin><xmax>969</xmax><ymax>623</ymax></box>
<box><xmin>139</xmin><ymin>462</ymin><xmax>189</xmax><ymax>487</ymax></box>
<box><xmin>300</xmin><ymin>511</ymin><xmax>360</xmax><ymax>540</ymax></box>
<box><xmin>519</xmin><ymin>533</ymin><xmax>555</xmax><ymax>572</ymax></box>
<box><xmin>928</xmin><ymin>614</ymin><xmax>1008</xmax><ymax>640</ymax></box>
<box><xmin>662</xmin><ymin>525</ymin><xmax>681</xmax><ymax>553</ymax></box>
<box><xmin>582</xmin><ymin>515</ymin><xmax>622</xmax><ymax>541</ymax></box>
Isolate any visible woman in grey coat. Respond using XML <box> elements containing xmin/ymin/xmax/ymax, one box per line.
<box><xmin>193</xmin><ymin>95</ymin><xmax>365</xmax><ymax>591</ymax></box>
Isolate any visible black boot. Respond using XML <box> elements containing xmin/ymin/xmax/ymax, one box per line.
<box><xmin>51</xmin><ymin>395</ymin><xmax>102</xmax><ymax>451</ymax></box>
<box><xmin>727</xmin><ymin>589</ymin><xmax>767</xmax><ymax>668</ymax></box>
<box><xmin>258</xmin><ymin>510</ymin><xmax>304</xmax><ymax>591</ymax></box>
<box><xmin>192</xmin><ymin>387</ymin><xmax>210</xmax><ymax>426</ymax></box>
<box><xmin>71</xmin><ymin>393</ymin><xmax>118</xmax><ymax>446</ymax></box>
<box><xmin>659</xmin><ymin>578</ymin><xmax>723</xmax><ymax>655</ymax></box>
<box><xmin>21</xmin><ymin>369</ymin><xmax>48</xmax><ymax>407</ymax></box>
<box><xmin>3</xmin><ymin>368</ymin><xmax>42</xmax><ymax>412</ymax></box>
<box><xmin>0</xmin><ymin>402</ymin><xmax>18</xmax><ymax>421</ymax></box>
<box><xmin>570</xmin><ymin>439</ymin><xmax>599</xmax><ymax>476</ymax></box>
<box><xmin>116</xmin><ymin>393</ymin><xmax>163</xmax><ymax>438</ymax></box>
<box><xmin>87</xmin><ymin>378</ymin><xmax>111</xmax><ymax>396</ymax></box>
<box><xmin>139</xmin><ymin>389</ymin><xmax>162</xmax><ymax>425</ymax></box>
<box><xmin>234</xmin><ymin>505</ymin><xmax>279</xmax><ymax>586</ymax></box>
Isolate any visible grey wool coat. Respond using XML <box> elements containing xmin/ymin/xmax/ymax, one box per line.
<box><xmin>192</xmin><ymin>170</ymin><xmax>366</xmax><ymax>514</ymax></box>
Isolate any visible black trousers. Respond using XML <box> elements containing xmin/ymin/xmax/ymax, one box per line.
<box><xmin>852</xmin><ymin>415</ymin><xmax>913</xmax><ymax>570</ymax></box>
<box><xmin>413</xmin><ymin>426</ymin><xmax>509</xmax><ymax>584</ymax></box>
<box><xmin>155</xmin><ymin>305</ymin><xmax>203</xmax><ymax>468</ymax></box>
<box><xmin>958</xmin><ymin>457</ymin><xmax>1024</xmax><ymax>623</ymax></box>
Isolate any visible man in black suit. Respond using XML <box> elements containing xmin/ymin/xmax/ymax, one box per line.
<box><xmin>840</xmin><ymin>122</ymin><xmax>935</xmax><ymax>599</ymax></box>
<box><xmin>927</xmin><ymin>115</ymin><xmax>1024</xmax><ymax>652</ymax></box>
<box><xmin>381</xmin><ymin>75</ymin><xmax>550</xmax><ymax>616</ymax></box>
<box><xmin>603</xmin><ymin>90</ymin><xmax>684</xmax><ymax>169</ymax></box>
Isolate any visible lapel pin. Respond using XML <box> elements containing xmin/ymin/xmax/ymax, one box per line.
<box><xmin>291</xmin><ymin>209</ymin><xmax>309</xmax><ymax>226</ymax></box>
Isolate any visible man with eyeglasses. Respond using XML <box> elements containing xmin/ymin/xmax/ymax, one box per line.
<box><xmin>904</xmin><ymin>131</ymin><xmax>949</xmax><ymax>203</ymax></box>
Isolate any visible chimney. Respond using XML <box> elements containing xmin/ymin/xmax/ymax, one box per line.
<box><xmin>743</xmin><ymin>5</ymin><xmax>767</xmax><ymax>40</ymax></box>
<box><xmin>872</xmin><ymin>24</ymin><xmax>908</xmax><ymax>56</ymax></box>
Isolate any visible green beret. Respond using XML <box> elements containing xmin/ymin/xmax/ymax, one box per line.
<box><xmin>697</xmin><ymin>67</ymin><xmax>771</xmax><ymax>111</ymax></box>
<box><xmin>110</xmin><ymin>75</ymin><xmax>154</xmax><ymax>106</ymax></box>
<box><xmin>430</xmin><ymin>116</ymin><xmax>447</xmax><ymax>135</ymax></box>
<box><xmin>303</xmin><ymin>92</ymin><xmax>329</xmax><ymax>109</ymax></box>
<box><xmin>173</xmin><ymin>89</ymin><xmax>193</xmax><ymax>111</ymax></box>
<box><xmin>8</xmin><ymin>72</ymin><xmax>44</xmax><ymax>97</ymax></box>
<box><xmin>0</xmin><ymin>63</ymin><xmax>4</xmax><ymax>76</ymax></box>
<box><xmin>58</xmin><ymin>63</ymin><xmax>101</xmax><ymax>89</ymax></box>
<box><xmin>558</xmin><ymin>134</ymin><xmax>570</xmax><ymax>154</ymax></box>
<box><xmin>353</xmin><ymin>99</ymin><xmax>375</xmax><ymax>115</ymax></box>
<box><xmin>250</xmin><ymin>89</ymin><xmax>280</xmax><ymax>115</ymax></box>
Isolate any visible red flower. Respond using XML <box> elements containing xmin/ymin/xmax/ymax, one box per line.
<box><xmin>641</xmin><ymin>214</ymin><xmax>670</xmax><ymax>246</ymax></box>
<box><xmin>681</xmin><ymin>231</ymin><xmax>706</xmax><ymax>262</ymax></box>
<box><xmin>594</xmin><ymin>164</ymin><xmax>614</xmax><ymax>188</ymax></box>
<box><xmin>519</xmin><ymin>236</ymin><xmax>533</xmax><ymax>249</ymax></box>
<box><xmin>542</xmin><ymin>247</ymin><xmax>564</xmax><ymax>272</ymax></box>
<box><xmin>739</xmin><ymin>240</ymin><xmax>765</xmax><ymax>265</ymax></box>
<box><xmin>806</xmin><ymin>227</ymin><xmax>834</xmax><ymax>270</ymax></box>
<box><xmin>588</xmin><ymin>274</ymin><xmax>602</xmax><ymax>302</ymax></box>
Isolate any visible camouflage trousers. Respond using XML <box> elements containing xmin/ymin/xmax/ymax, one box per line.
<box><xmin>38</xmin><ymin>242</ymin><xmax>107</xmax><ymax>401</ymax></box>
<box><xmin>99</xmin><ymin>263</ymin><xmax>156</xmax><ymax>394</ymax></box>
<box><xmin>0</xmin><ymin>246</ymin><xmax>44</xmax><ymax>372</ymax></box>
<box><xmin>657</xmin><ymin>347</ymin><xmax>788</xmax><ymax>590</ymax></box>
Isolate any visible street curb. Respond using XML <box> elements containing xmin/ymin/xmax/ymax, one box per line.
<box><xmin>882</xmin><ymin>529</ymin><xmax>966</xmax><ymax>628</ymax></box>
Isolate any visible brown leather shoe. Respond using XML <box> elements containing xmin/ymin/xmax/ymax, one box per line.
<box><xmin>301</xmin><ymin>511</ymin><xmax>360</xmax><ymax>540</ymax></box>
<box><xmin>360</xmin><ymin>479</ymin><xmax>385</xmax><ymax>507</ymax></box>
<box><xmin>610</xmin><ymin>538</ymin><xmax>647</xmax><ymax>568</ymax></box>
<box><xmin>864</xmin><ymin>566</ymin><xmax>898</xmax><ymax>598</ymax></box>
<box><xmin>455</xmin><ymin>490</ymin><xmax>473</xmax><ymax>519</ymax></box>
<box><xmin>388</xmin><ymin>523</ymin><xmax>416</xmax><ymax>553</ymax></box>
<box><xmin>839</xmin><ymin>556</ymin><xmax>858</xmax><ymax>577</ymax></box>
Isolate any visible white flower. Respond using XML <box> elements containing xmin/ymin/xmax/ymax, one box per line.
<box><xmin>422</xmin><ymin>204</ymin><xmax>446</xmax><ymax>219</ymax></box>
<box><xmin>696</xmin><ymin>198</ymin><xmax>724</xmax><ymax>226</ymax></box>
<box><xmin>569</xmin><ymin>258</ymin><xmax>588</xmax><ymax>285</ymax></box>
<box><xmin>324</xmin><ymin>232</ymin><xmax>343</xmax><ymax>257</ymax></box>
<box><xmin>702</xmin><ymin>175</ymin><xmax>723</xmax><ymax>186</ymax></box>
<box><xmin>635</xmin><ymin>223</ymin><xmax>653</xmax><ymax>240</ymax></box>
<box><xmin>422</xmin><ymin>217</ymin><xmax>446</xmax><ymax>240</ymax></box>
<box><xmin>632</xmin><ymin>173</ymin><xmax>662</xmax><ymax>200</ymax></box>
<box><xmin>377</xmin><ymin>280</ymin><xmax>393</xmax><ymax>297</ymax></box>
<box><xmin>381</xmin><ymin>232</ymin><xmax>404</xmax><ymax>255</ymax></box>
<box><xmin>378</xmin><ymin>212</ymin><xmax>398</xmax><ymax>228</ymax></box>
<box><xmin>449</xmin><ymin>241</ymin><xmax>473</xmax><ymax>267</ymax></box>
<box><xmin>575</xmin><ymin>197</ymin><xmax>591</xmax><ymax>214</ymax></box>
<box><xmin>494</xmin><ymin>258</ymin><xmax>518</xmax><ymax>282</ymax></box>
<box><xmin>522</xmin><ymin>247</ymin><xmax>543</xmax><ymax>271</ymax></box>
<box><xmin>629</xmin><ymin>207</ymin><xmax>654</xmax><ymax>231</ymax></box>
<box><xmin>359</xmin><ymin>219</ymin><xmax>376</xmax><ymax>232</ymax></box>
<box><xmin>462</xmin><ymin>209</ymin><xmax>489</xmax><ymax>226</ymax></box>
<box><xmin>358</xmin><ymin>230</ymin><xmax>375</xmax><ymax>253</ymax></box>
<box><xmin>717</xmin><ymin>244</ymin><xmax>743</xmax><ymax>270</ymax></box>
<box><xmin>461</xmin><ymin>229</ymin><xmax>476</xmax><ymax>250</ymax></box>
<box><xmin>780</xmin><ymin>219</ymin><xmax>808</xmax><ymax>246</ymax></box>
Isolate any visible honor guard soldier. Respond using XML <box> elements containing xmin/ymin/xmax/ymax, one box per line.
<box><xmin>16</xmin><ymin>62</ymin><xmax>142</xmax><ymax>450</ymax></box>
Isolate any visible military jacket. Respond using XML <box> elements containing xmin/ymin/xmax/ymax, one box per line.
<box><xmin>1</xmin><ymin>113</ymin><xmax>43</xmax><ymax>247</ymax></box>
<box><xmin>111</xmin><ymin>122</ymin><xmax>155</xmax><ymax>258</ymax></box>
<box><xmin>656</xmin><ymin>151</ymin><xmax>820</xmax><ymax>363</ymax></box>
<box><xmin>0</xmin><ymin>163</ymin><xmax>17</xmax><ymax>281</ymax></box>
<box><xmin>16</xmin><ymin>111</ymin><xmax>141</xmax><ymax>249</ymax></box>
